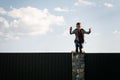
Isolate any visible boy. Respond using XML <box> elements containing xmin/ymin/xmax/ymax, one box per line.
<box><xmin>70</xmin><ymin>22</ymin><xmax>91</xmax><ymax>53</ymax></box>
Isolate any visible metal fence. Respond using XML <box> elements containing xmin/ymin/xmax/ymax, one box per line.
<box><xmin>0</xmin><ymin>53</ymin><xmax>72</xmax><ymax>80</ymax></box>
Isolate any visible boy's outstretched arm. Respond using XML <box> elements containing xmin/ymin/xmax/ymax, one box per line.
<box><xmin>84</xmin><ymin>28</ymin><xmax>91</xmax><ymax>34</ymax></box>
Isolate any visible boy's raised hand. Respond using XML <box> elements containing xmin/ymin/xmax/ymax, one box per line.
<box><xmin>70</xmin><ymin>27</ymin><xmax>72</xmax><ymax>31</ymax></box>
<box><xmin>89</xmin><ymin>28</ymin><xmax>91</xmax><ymax>33</ymax></box>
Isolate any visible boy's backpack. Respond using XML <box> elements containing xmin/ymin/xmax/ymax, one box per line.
<box><xmin>78</xmin><ymin>29</ymin><xmax>84</xmax><ymax>43</ymax></box>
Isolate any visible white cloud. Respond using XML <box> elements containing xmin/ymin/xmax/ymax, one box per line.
<box><xmin>54</xmin><ymin>7</ymin><xmax>70</xmax><ymax>12</ymax></box>
<box><xmin>0</xmin><ymin>17</ymin><xmax>9</xmax><ymax>28</ymax></box>
<box><xmin>74</xmin><ymin>0</ymin><xmax>95</xmax><ymax>6</ymax></box>
<box><xmin>0</xmin><ymin>7</ymin><xmax>7</xmax><ymax>14</ymax></box>
<box><xmin>0</xmin><ymin>6</ymin><xmax>65</xmax><ymax>40</ymax></box>
<box><xmin>113</xmin><ymin>30</ymin><xmax>120</xmax><ymax>35</ymax></box>
<box><xmin>8</xmin><ymin>7</ymin><xmax>64</xmax><ymax>36</ymax></box>
<box><xmin>104</xmin><ymin>3</ymin><xmax>114</xmax><ymax>8</ymax></box>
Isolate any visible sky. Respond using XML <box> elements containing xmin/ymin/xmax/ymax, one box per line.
<box><xmin>0</xmin><ymin>0</ymin><xmax>120</xmax><ymax>53</ymax></box>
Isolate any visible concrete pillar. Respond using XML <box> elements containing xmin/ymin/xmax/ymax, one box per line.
<box><xmin>72</xmin><ymin>53</ymin><xmax>85</xmax><ymax>80</ymax></box>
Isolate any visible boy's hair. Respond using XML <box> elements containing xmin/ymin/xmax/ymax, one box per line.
<box><xmin>76</xmin><ymin>22</ymin><xmax>81</xmax><ymax>25</ymax></box>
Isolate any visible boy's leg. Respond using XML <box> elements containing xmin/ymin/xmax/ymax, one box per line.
<box><xmin>79</xmin><ymin>47</ymin><xmax>82</xmax><ymax>53</ymax></box>
<box><xmin>79</xmin><ymin>42</ymin><xmax>83</xmax><ymax>53</ymax></box>
<box><xmin>76</xmin><ymin>44</ymin><xmax>78</xmax><ymax>53</ymax></box>
<box><xmin>80</xmin><ymin>49</ymin><xmax>82</xmax><ymax>53</ymax></box>
<box><xmin>75</xmin><ymin>40</ymin><xmax>79</xmax><ymax>53</ymax></box>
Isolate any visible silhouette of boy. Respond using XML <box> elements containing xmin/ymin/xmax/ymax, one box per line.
<box><xmin>70</xmin><ymin>22</ymin><xmax>91</xmax><ymax>53</ymax></box>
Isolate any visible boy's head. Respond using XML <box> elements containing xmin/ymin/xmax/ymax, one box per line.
<box><xmin>76</xmin><ymin>22</ymin><xmax>81</xmax><ymax>29</ymax></box>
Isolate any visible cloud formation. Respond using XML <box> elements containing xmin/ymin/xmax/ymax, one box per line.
<box><xmin>113</xmin><ymin>30</ymin><xmax>120</xmax><ymax>35</ymax></box>
<box><xmin>54</xmin><ymin>7</ymin><xmax>70</xmax><ymax>12</ymax></box>
<box><xmin>0</xmin><ymin>6</ymin><xmax>65</xmax><ymax>40</ymax></box>
<box><xmin>0</xmin><ymin>17</ymin><xmax>9</xmax><ymax>28</ymax></box>
<box><xmin>0</xmin><ymin>7</ymin><xmax>7</xmax><ymax>14</ymax></box>
<box><xmin>74</xmin><ymin>0</ymin><xmax>95</xmax><ymax>6</ymax></box>
<box><xmin>104</xmin><ymin>2</ymin><xmax>114</xmax><ymax>8</ymax></box>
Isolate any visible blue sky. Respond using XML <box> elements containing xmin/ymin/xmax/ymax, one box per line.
<box><xmin>0</xmin><ymin>0</ymin><xmax>120</xmax><ymax>52</ymax></box>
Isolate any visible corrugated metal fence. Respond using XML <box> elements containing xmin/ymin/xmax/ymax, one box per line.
<box><xmin>0</xmin><ymin>53</ymin><xmax>72</xmax><ymax>80</ymax></box>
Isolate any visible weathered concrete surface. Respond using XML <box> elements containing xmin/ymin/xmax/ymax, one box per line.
<box><xmin>72</xmin><ymin>53</ymin><xmax>85</xmax><ymax>80</ymax></box>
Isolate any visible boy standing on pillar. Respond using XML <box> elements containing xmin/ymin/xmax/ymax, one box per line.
<box><xmin>70</xmin><ymin>22</ymin><xmax>91</xmax><ymax>53</ymax></box>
